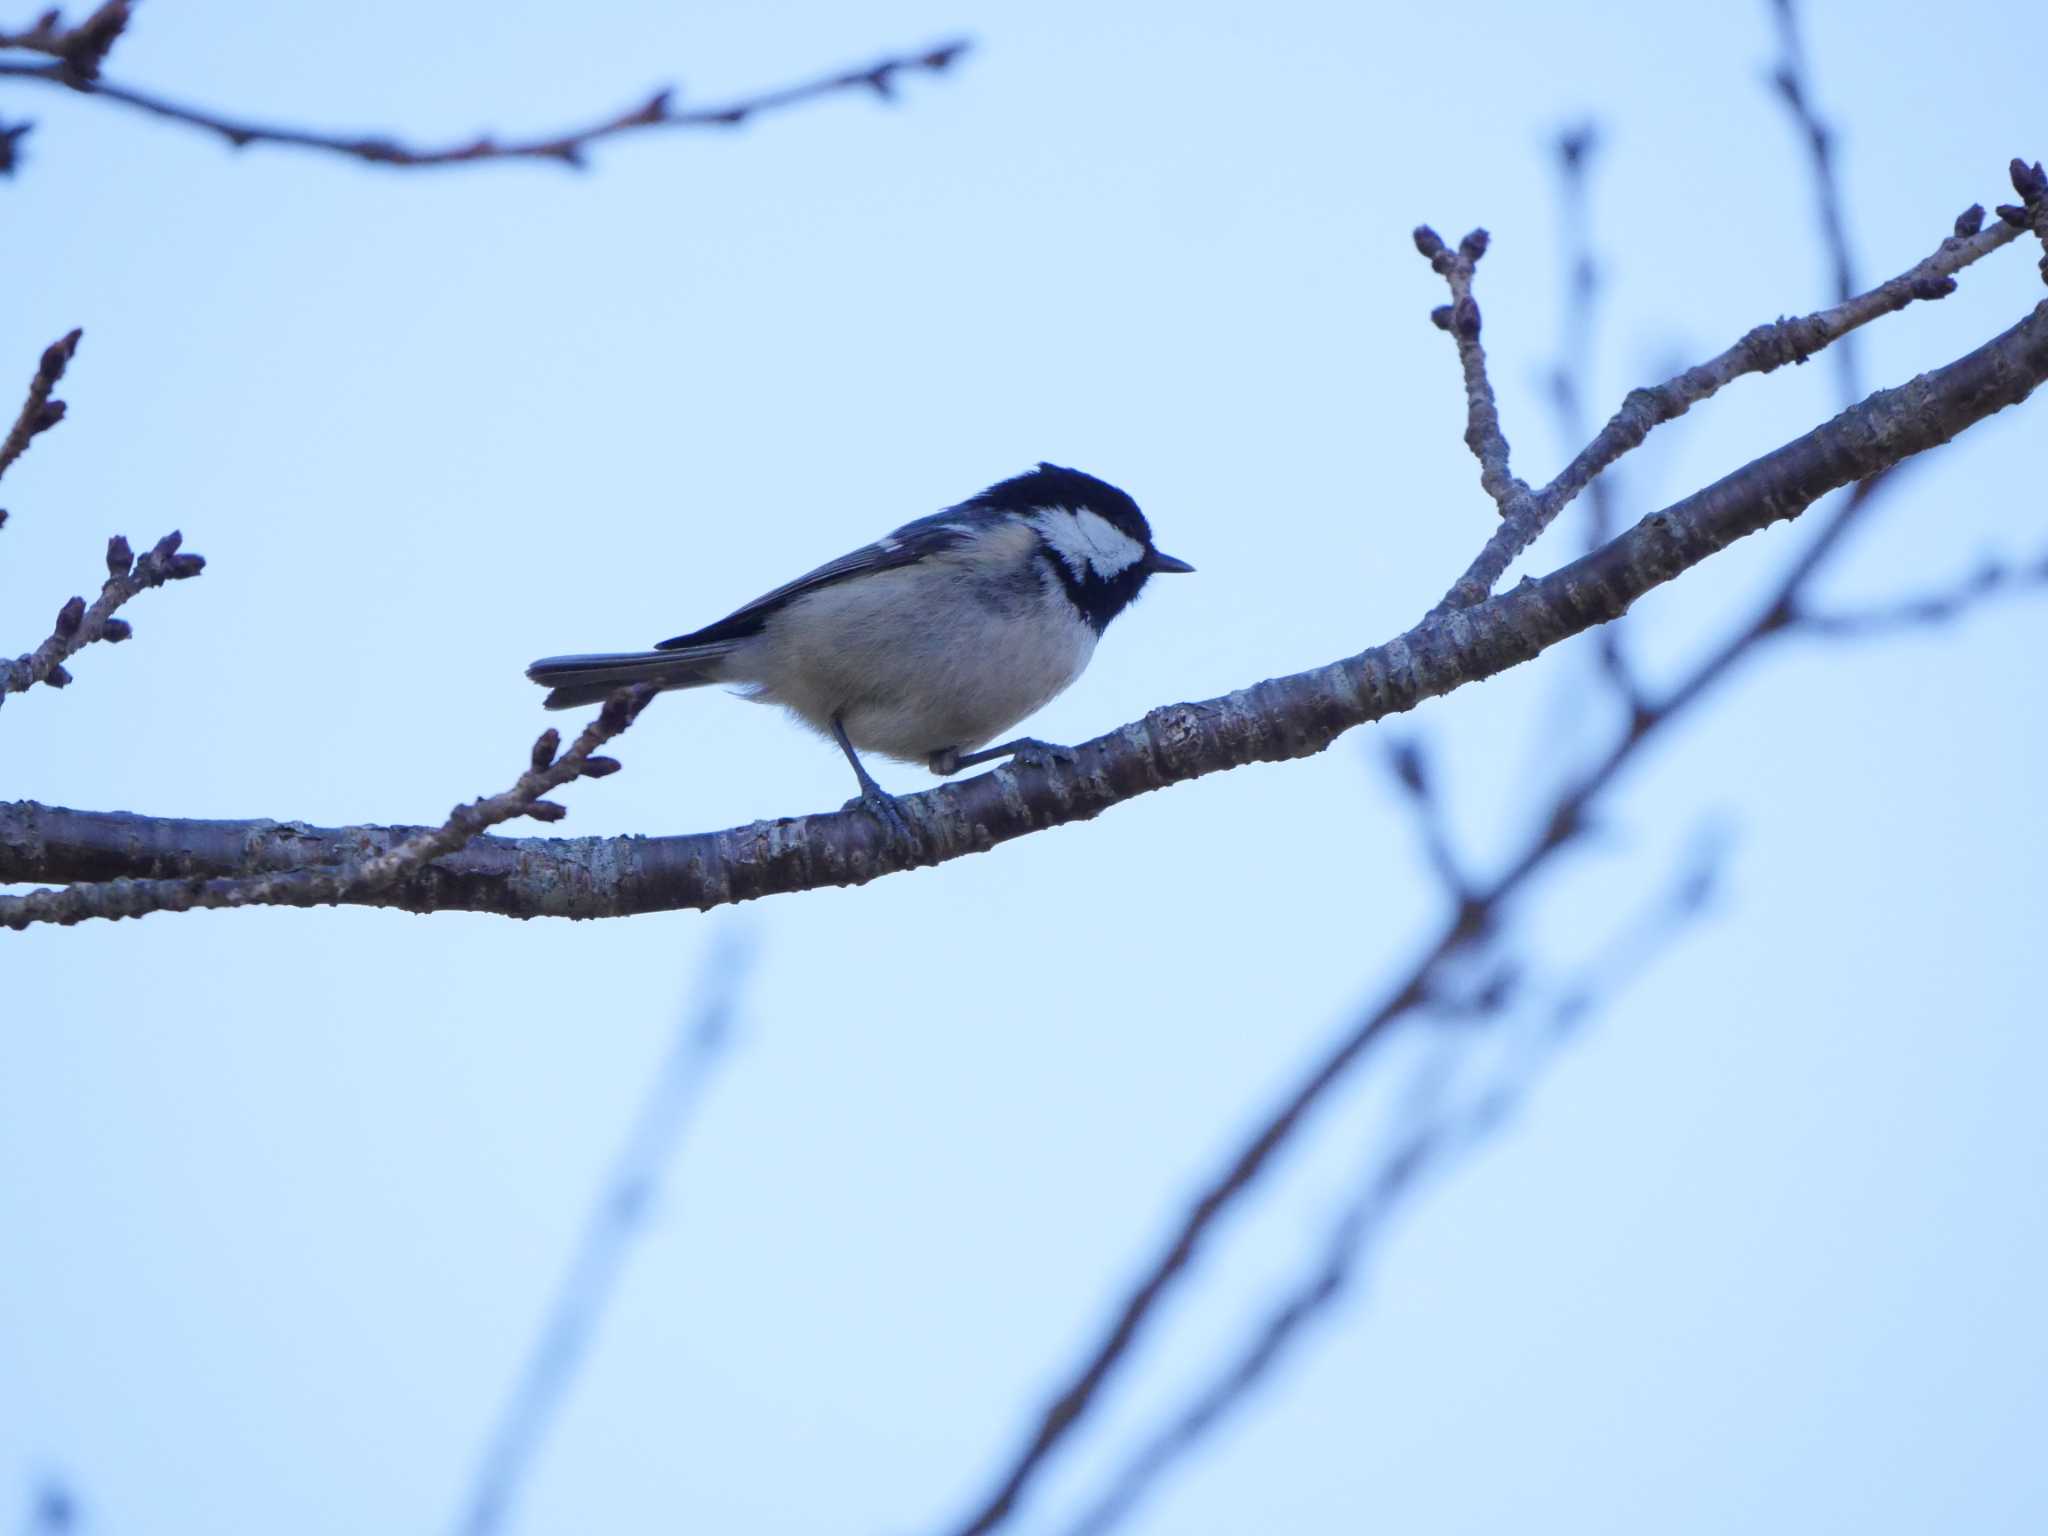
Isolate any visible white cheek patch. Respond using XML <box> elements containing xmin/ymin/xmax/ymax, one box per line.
<box><xmin>1032</xmin><ymin>507</ymin><xmax>1146</xmax><ymax>581</ymax></box>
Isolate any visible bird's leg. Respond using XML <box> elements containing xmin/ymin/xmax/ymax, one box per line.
<box><xmin>928</xmin><ymin>737</ymin><xmax>1078</xmax><ymax>776</ymax></box>
<box><xmin>832</xmin><ymin>713</ymin><xmax>917</xmax><ymax>845</ymax></box>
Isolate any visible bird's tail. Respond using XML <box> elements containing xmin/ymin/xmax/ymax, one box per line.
<box><xmin>525</xmin><ymin>647</ymin><xmax>734</xmax><ymax>711</ymax></box>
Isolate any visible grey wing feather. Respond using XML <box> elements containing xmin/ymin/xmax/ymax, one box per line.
<box><xmin>654</xmin><ymin>509</ymin><xmax>981</xmax><ymax>651</ymax></box>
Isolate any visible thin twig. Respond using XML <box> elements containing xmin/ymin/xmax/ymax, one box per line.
<box><xmin>0</xmin><ymin>685</ymin><xmax>654</xmax><ymax>927</ymax></box>
<box><xmin>0</xmin><ymin>328</ymin><xmax>81</xmax><ymax>492</ymax></box>
<box><xmin>1790</xmin><ymin>548</ymin><xmax>2048</xmax><ymax>637</ymax></box>
<box><xmin>1769</xmin><ymin>0</ymin><xmax>1861</xmax><ymax>401</ymax></box>
<box><xmin>1380</xmin><ymin>736</ymin><xmax>1474</xmax><ymax>907</ymax></box>
<box><xmin>0</xmin><ymin>38</ymin><xmax>971</xmax><ymax>170</ymax></box>
<box><xmin>1544</xmin><ymin>124</ymin><xmax>1639</xmax><ymax>708</ymax></box>
<box><xmin>0</xmin><ymin>530</ymin><xmax>203</xmax><ymax>701</ymax></box>
<box><xmin>452</xmin><ymin>932</ymin><xmax>753</xmax><ymax>1536</ymax></box>
<box><xmin>1413</xmin><ymin>225</ymin><xmax>1529</xmax><ymax>515</ymax></box>
<box><xmin>1431</xmin><ymin>208</ymin><xmax>2021</xmax><ymax>615</ymax></box>
<box><xmin>0</xmin><ymin>2</ymin><xmax>127</xmax><ymax>79</ymax></box>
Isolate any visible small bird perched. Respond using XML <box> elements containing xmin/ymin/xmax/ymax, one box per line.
<box><xmin>526</xmin><ymin>463</ymin><xmax>1191</xmax><ymax>838</ymax></box>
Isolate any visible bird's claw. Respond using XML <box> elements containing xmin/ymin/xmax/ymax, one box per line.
<box><xmin>1005</xmin><ymin>739</ymin><xmax>1077</xmax><ymax>771</ymax></box>
<box><xmin>843</xmin><ymin>784</ymin><xmax>918</xmax><ymax>848</ymax></box>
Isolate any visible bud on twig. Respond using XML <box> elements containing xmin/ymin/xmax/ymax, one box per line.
<box><xmin>530</xmin><ymin>729</ymin><xmax>561</xmax><ymax>771</ymax></box>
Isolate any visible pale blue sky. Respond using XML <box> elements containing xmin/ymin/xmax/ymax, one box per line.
<box><xmin>3</xmin><ymin>2</ymin><xmax>2044</xmax><ymax>1533</ymax></box>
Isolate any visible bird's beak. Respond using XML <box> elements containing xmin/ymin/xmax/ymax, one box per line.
<box><xmin>1144</xmin><ymin>549</ymin><xmax>1195</xmax><ymax>574</ymax></box>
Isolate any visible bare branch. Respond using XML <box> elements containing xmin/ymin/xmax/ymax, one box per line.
<box><xmin>932</xmin><ymin>292</ymin><xmax>2048</xmax><ymax>1536</ymax></box>
<box><xmin>1380</xmin><ymin>736</ymin><xmax>1474</xmax><ymax>907</ymax></box>
<box><xmin>1790</xmin><ymin>548</ymin><xmax>2048</xmax><ymax>638</ymax></box>
<box><xmin>1058</xmin><ymin>835</ymin><xmax>1726</xmax><ymax>1536</ymax></box>
<box><xmin>1769</xmin><ymin>0</ymin><xmax>1861</xmax><ymax>400</ymax></box>
<box><xmin>0</xmin><ymin>530</ymin><xmax>204</xmax><ymax>701</ymax></box>
<box><xmin>0</xmin><ymin>2</ymin><xmax>127</xmax><ymax>80</ymax></box>
<box><xmin>1432</xmin><ymin>202</ymin><xmax>2023</xmax><ymax>615</ymax></box>
<box><xmin>8</xmin><ymin>286</ymin><xmax>2045</xmax><ymax>927</ymax></box>
<box><xmin>0</xmin><ymin>328</ymin><xmax>81</xmax><ymax>492</ymax></box>
<box><xmin>1414</xmin><ymin>224</ymin><xmax>1529</xmax><ymax>516</ymax></box>
<box><xmin>1543</xmin><ymin>125</ymin><xmax>1640</xmax><ymax>707</ymax></box>
<box><xmin>0</xmin><ymin>685</ymin><xmax>653</xmax><ymax>928</ymax></box>
<box><xmin>452</xmin><ymin>933</ymin><xmax>752</xmax><ymax>1536</ymax></box>
<box><xmin>0</xmin><ymin>36</ymin><xmax>971</xmax><ymax>170</ymax></box>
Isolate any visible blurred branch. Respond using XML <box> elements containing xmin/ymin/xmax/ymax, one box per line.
<box><xmin>0</xmin><ymin>21</ymin><xmax>971</xmax><ymax>170</ymax></box>
<box><xmin>8</xmin><ymin>263</ymin><xmax>2045</xmax><ymax>924</ymax></box>
<box><xmin>0</xmin><ymin>2</ymin><xmax>126</xmax><ymax>79</ymax></box>
<box><xmin>452</xmin><ymin>933</ymin><xmax>752</xmax><ymax>1536</ymax></box>
<box><xmin>0</xmin><ymin>685</ymin><xmax>652</xmax><ymax>927</ymax></box>
<box><xmin>1769</xmin><ymin>0</ymin><xmax>1861</xmax><ymax>400</ymax></box>
<box><xmin>1380</xmin><ymin>736</ymin><xmax>1474</xmax><ymax>907</ymax></box>
<box><xmin>1790</xmin><ymin>548</ymin><xmax>2048</xmax><ymax>637</ymax></box>
<box><xmin>1544</xmin><ymin>125</ymin><xmax>1640</xmax><ymax>708</ymax></box>
<box><xmin>1059</xmin><ymin>831</ymin><xmax>1723</xmax><ymax>1536</ymax></box>
<box><xmin>0</xmin><ymin>328</ymin><xmax>80</xmax><ymax>493</ymax></box>
<box><xmin>0</xmin><ymin>531</ymin><xmax>203</xmax><ymax>701</ymax></box>
<box><xmin>18</xmin><ymin>1477</ymin><xmax>77</xmax><ymax>1535</ymax></box>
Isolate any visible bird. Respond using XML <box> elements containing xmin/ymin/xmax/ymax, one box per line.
<box><xmin>525</xmin><ymin>463</ymin><xmax>1192</xmax><ymax>839</ymax></box>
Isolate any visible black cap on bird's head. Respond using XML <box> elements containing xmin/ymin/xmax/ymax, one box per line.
<box><xmin>966</xmin><ymin>463</ymin><xmax>1193</xmax><ymax>630</ymax></box>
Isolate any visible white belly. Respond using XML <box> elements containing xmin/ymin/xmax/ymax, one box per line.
<box><xmin>729</xmin><ymin>556</ymin><xmax>1098</xmax><ymax>763</ymax></box>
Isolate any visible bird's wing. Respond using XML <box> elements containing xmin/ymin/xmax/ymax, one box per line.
<box><xmin>654</xmin><ymin>508</ymin><xmax>982</xmax><ymax>651</ymax></box>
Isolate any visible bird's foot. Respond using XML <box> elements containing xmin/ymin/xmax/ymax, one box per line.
<box><xmin>843</xmin><ymin>783</ymin><xmax>919</xmax><ymax>848</ymax></box>
<box><xmin>1003</xmin><ymin>738</ymin><xmax>1077</xmax><ymax>772</ymax></box>
<box><xmin>929</xmin><ymin>737</ymin><xmax>1079</xmax><ymax>776</ymax></box>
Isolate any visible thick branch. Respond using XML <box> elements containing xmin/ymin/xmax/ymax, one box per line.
<box><xmin>0</xmin><ymin>38</ymin><xmax>970</xmax><ymax>169</ymax></box>
<box><xmin>6</xmin><ymin>300</ymin><xmax>2044</xmax><ymax>922</ymax></box>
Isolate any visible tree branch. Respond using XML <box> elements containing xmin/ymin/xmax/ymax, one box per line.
<box><xmin>1057</xmin><ymin>834</ymin><xmax>1724</xmax><ymax>1536</ymax></box>
<box><xmin>0</xmin><ymin>33</ymin><xmax>971</xmax><ymax>170</ymax></box>
<box><xmin>0</xmin><ymin>328</ymin><xmax>81</xmax><ymax>493</ymax></box>
<box><xmin>0</xmin><ymin>685</ymin><xmax>652</xmax><ymax>927</ymax></box>
<box><xmin>0</xmin><ymin>531</ymin><xmax>204</xmax><ymax>701</ymax></box>
<box><xmin>1431</xmin><ymin>205</ymin><xmax>2022</xmax><ymax>615</ymax></box>
<box><xmin>451</xmin><ymin>933</ymin><xmax>751</xmax><ymax>1536</ymax></box>
<box><xmin>1790</xmin><ymin>548</ymin><xmax>2048</xmax><ymax>637</ymax></box>
<box><xmin>1413</xmin><ymin>224</ymin><xmax>1529</xmax><ymax>515</ymax></box>
<box><xmin>4</xmin><ymin>293</ymin><xmax>2044</xmax><ymax>925</ymax></box>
